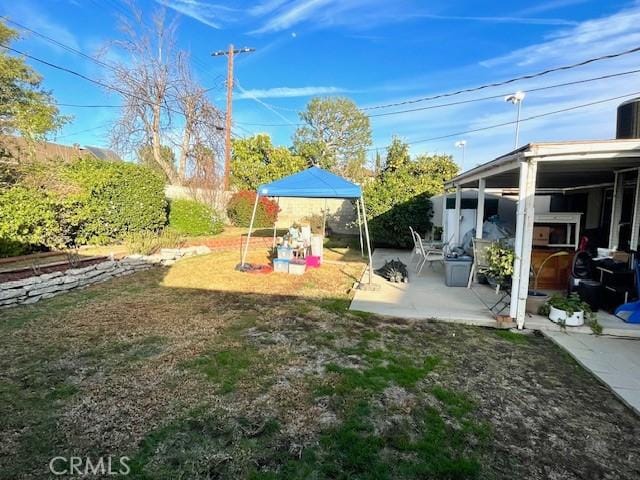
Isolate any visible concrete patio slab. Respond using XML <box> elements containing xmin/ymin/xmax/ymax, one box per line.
<box><xmin>351</xmin><ymin>249</ymin><xmax>640</xmax><ymax>337</ymax></box>
<box><xmin>544</xmin><ymin>332</ymin><xmax>640</xmax><ymax>415</ymax></box>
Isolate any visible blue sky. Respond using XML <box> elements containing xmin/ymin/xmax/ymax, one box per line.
<box><xmin>3</xmin><ymin>0</ymin><xmax>640</xmax><ymax>170</ymax></box>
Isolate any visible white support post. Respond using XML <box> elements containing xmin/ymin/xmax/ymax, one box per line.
<box><xmin>360</xmin><ymin>196</ymin><xmax>374</xmax><ymax>285</ymax></box>
<box><xmin>609</xmin><ymin>171</ymin><xmax>624</xmax><ymax>250</ymax></box>
<box><xmin>630</xmin><ymin>168</ymin><xmax>640</xmax><ymax>252</ymax></box>
<box><xmin>516</xmin><ymin>160</ymin><xmax>537</xmax><ymax>329</ymax></box>
<box><xmin>454</xmin><ymin>185</ymin><xmax>462</xmax><ymax>246</ymax></box>
<box><xmin>509</xmin><ymin>161</ymin><xmax>529</xmax><ymax>320</ymax></box>
<box><xmin>355</xmin><ymin>199</ymin><xmax>364</xmax><ymax>257</ymax></box>
<box><xmin>241</xmin><ymin>193</ymin><xmax>260</xmax><ymax>266</ymax></box>
<box><xmin>442</xmin><ymin>192</ymin><xmax>448</xmax><ymax>243</ymax></box>
<box><xmin>475</xmin><ymin>178</ymin><xmax>485</xmax><ymax>239</ymax></box>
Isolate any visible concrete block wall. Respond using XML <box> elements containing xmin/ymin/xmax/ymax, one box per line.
<box><xmin>275</xmin><ymin>197</ymin><xmax>358</xmax><ymax>234</ymax></box>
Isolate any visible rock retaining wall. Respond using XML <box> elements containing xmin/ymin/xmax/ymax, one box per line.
<box><xmin>0</xmin><ymin>245</ymin><xmax>212</xmax><ymax>309</ymax></box>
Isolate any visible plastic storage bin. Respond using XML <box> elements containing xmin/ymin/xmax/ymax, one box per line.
<box><xmin>277</xmin><ymin>246</ymin><xmax>294</xmax><ymax>260</ymax></box>
<box><xmin>288</xmin><ymin>259</ymin><xmax>306</xmax><ymax>275</ymax></box>
<box><xmin>273</xmin><ymin>258</ymin><xmax>289</xmax><ymax>273</ymax></box>
<box><xmin>306</xmin><ymin>255</ymin><xmax>321</xmax><ymax>268</ymax></box>
<box><xmin>444</xmin><ymin>255</ymin><xmax>472</xmax><ymax>287</ymax></box>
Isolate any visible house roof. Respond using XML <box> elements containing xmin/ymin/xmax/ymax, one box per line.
<box><xmin>445</xmin><ymin>139</ymin><xmax>640</xmax><ymax>190</ymax></box>
<box><xmin>258</xmin><ymin>166</ymin><xmax>362</xmax><ymax>198</ymax></box>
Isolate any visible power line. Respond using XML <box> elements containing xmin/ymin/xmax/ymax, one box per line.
<box><xmin>366</xmin><ymin>90</ymin><xmax>640</xmax><ymax>152</ymax></box>
<box><xmin>235</xmin><ymin>78</ymin><xmax>298</xmax><ymax>126</ymax></box>
<box><xmin>367</xmin><ymin>68</ymin><xmax>640</xmax><ymax>118</ymax></box>
<box><xmin>0</xmin><ymin>43</ymin><xmax>224</xmax><ymax>129</ymax></box>
<box><xmin>361</xmin><ymin>44</ymin><xmax>640</xmax><ymax>111</ymax></box>
<box><xmin>231</xmin><ymin>68</ymin><xmax>640</xmax><ymax>126</ymax></box>
<box><xmin>54</xmin><ymin>122</ymin><xmax>112</xmax><ymax>140</ymax></box>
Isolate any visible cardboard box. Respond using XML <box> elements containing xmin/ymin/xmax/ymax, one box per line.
<box><xmin>532</xmin><ymin>226</ymin><xmax>551</xmax><ymax>246</ymax></box>
<box><xmin>612</xmin><ymin>251</ymin><xmax>630</xmax><ymax>264</ymax></box>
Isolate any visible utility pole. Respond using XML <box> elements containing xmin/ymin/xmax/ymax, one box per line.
<box><xmin>212</xmin><ymin>45</ymin><xmax>255</xmax><ymax>190</ymax></box>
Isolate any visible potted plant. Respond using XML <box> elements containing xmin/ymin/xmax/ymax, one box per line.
<box><xmin>539</xmin><ymin>293</ymin><xmax>593</xmax><ymax>327</ymax></box>
<box><xmin>484</xmin><ymin>242</ymin><xmax>514</xmax><ymax>289</ymax></box>
<box><xmin>526</xmin><ymin>251</ymin><xmax>570</xmax><ymax>314</ymax></box>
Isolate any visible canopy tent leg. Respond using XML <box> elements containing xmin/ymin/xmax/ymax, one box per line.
<box><xmin>272</xmin><ymin>197</ymin><xmax>280</xmax><ymax>249</ymax></box>
<box><xmin>516</xmin><ymin>160</ymin><xmax>537</xmax><ymax>329</ymax></box>
<box><xmin>355</xmin><ymin>199</ymin><xmax>364</xmax><ymax>257</ymax></box>
<box><xmin>241</xmin><ymin>194</ymin><xmax>260</xmax><ymax>267</ymax></box>
<box><xmin>360</xmin><ymin>195</ymin><xmax>374</xmax><ymax>285</ymax></box>
<box><xmin>322</xmin><ymin>199</ymin><xmax>328</xmax><ymax>237</ymax></box>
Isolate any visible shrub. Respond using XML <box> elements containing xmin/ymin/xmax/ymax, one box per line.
<box><xmin>168</xmin><ymin>199</ymin><xmax>224</xmax><ymax>236</ymax></box>
<box><xmin>0</xmin><ymin>186</ymin><xmax>63</xmax><ymax>257</ymax></box>
<box><xmin>64</xmin><ymin>157</ymin><xmax>167</xmax><ymax>244</ymax></box>
<box><xmin>226</xmin><ymin>190</ymin><xmax>280</xmax><ymax>227</ymax></box>
<box><xmin>363</xmin><ymin>151</ymin><xmax>457</xmax><ymax>248</ymax></box>
<box><xmin>125</xmin><ymin>228</ymin><xmax>186</xmax><ymax>255</ymax></box>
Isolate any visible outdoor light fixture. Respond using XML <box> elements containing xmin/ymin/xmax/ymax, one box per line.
<box><xmin>504</xmin><ymin>91</ymin><xmax>526</xmax><ymax>149</ymax></box>
<box><xmin>454</xmin><ymin>140</ymin><xmax>467</xmax><ymax>166</ymax></box>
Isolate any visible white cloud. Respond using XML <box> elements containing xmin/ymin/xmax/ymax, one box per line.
<box><xmin>154</xmin><ymin>0</ymin><xmax>238</xmax><ymax>29</ymax></box>
<box><xmin>237</xmin><ymin>85</ymin><xmax>346</xmax><ymax>99</ymax></box>
<box><xmin>518</xmin><ymin>0</ymin><xmax>591</xmax><ymax>16</ymax></box>
<box><xmin>360</xmin><ymin>4</ymin><xmax>640</xmax><ymax>170</ymax></box>
<box><xmin>248</xmin><ymin>0</ymin><xmax>290</xmax><ymax>17</ymax></box>
<box><xmin>250</xmin><ymin>0</ymin><xmax>404</xmax><ymax>34</ymax></box>
<box><xmin>6</xmin><ymin>2</ymin><xmax>80</xmax><ymax>52</ymax></box>
<box><xmin>480</xmin><ymin>6</ymin><xmax>640</xmax><ymax>68</ymax></box>
<box><xmin>414</xmin><ymin>14</ymin><xmax>577</xmax><ymax>26</ymax></box>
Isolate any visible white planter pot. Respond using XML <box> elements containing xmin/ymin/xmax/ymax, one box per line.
<box><xmin>549</xmin><ymin>305</ymin><xmax>584</xmax><ymax>327</ymax></box>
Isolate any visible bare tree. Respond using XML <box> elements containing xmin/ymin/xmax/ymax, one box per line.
<box><xmin>106</xmin><ymin>8</ymin><xmax>224</xmax><ymax>186</ymax></box>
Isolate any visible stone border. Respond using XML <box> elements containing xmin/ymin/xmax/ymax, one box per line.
<box><xmin>0</xmin><ymin>245</ymin><xmax>212</xmax><ymax>309</ymax></box>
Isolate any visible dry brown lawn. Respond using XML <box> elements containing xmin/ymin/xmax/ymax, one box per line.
<box><xmin>1</xmin><ymin>247</ymin><xmax>639</xmax><ymax>479</ymax></box>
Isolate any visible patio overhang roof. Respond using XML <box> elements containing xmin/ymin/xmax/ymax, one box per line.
<box><xmin>442</xmin><ymin>138</ymin><xmax>640</xmax><ymax>331</ymax></box>
<box><xmin>445</xmin><ymin>139</ymin><xmax>640</xmax><ymax>190</ymax></box>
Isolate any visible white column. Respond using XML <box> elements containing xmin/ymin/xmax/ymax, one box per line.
<box><xmin>454</xmin><ymin>185</ymin><xmax>462</xmax><ymax>246</ymax></box>
<box><xmin>609</xmin><ymin>171</ymin><xmax>624</xmax><ymax>250</ymax></box>
<box><xmin>475</xmin><ymin>178</ymin><xmax>485</xmax><ymax>239</ymax></box>
<box><xmin>442</xmin><ymin>192</ymin><xmax>448</xmax><ymax>243</ymax></box>
<box><xmin>509</xmin><ymin>161</ymin><xmax>529</xmax><ymax>320</ymax></box>
<box><xmin>516</xmin><ymin>160</ymin><xmax>537</xmax><ymax>329</ymax></box>
<box><xmin>630</xmin><ymin>168</ymin><xmax>640</xmax><ymax>252</ymax></box>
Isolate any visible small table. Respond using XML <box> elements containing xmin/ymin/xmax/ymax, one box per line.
<box><xmin>596</xmin><ymin>265</ymin><xmax>635</xmax><ymax>304</ymax></box>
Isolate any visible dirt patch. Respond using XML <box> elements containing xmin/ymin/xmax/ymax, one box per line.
<box><xmin>0</xmin><ymin>250</ymin><xmax>639</xmax><ymax>479</ymax></box>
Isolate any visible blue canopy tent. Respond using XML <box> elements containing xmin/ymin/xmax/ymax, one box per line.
<box><xmin>241</xmin><ymin>166</ymin><xmax>374</xmax><ymax>284</ymax></box>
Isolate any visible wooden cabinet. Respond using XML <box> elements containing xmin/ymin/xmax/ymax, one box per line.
<box><xmin>530</xmin><ymin>248</ymin><xmax>575</xmax><ymax>290</ymax></box>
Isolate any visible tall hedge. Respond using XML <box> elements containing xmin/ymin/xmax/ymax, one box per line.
<box><xmin>168</xmin><ymin>199</ymin><xmax>224</xmax><ymax>236</ymax></box>
<box><xmin>0</xmin><ymin>186</ymin><xmax>62</xmax><ymax>257</ymax></box>
<box><xmin>63</xmin><ymin>158</ymin><xmax>167</xmax><ymax>244</ymax></box>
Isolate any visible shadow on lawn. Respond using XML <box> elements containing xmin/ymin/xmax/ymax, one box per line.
<box><xmin>1</xmin><ymin>257</ymin><xmax>640</xmax><ymax>480</ymax></box>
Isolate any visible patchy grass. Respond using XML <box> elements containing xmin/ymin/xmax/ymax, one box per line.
<box><xmin>494</xmin><ymin>329</ymin><xmax>531</xmax><ymax>345</ymax></box>
<box><xmin>1</xmin><ymin>250</ymin><xmax>639</xmax><ymax>479</ymax></box>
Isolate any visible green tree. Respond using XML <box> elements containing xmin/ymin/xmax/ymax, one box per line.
<box><xmin>384</xmin><ymin>136</ymin><xmax>410</xmax><ymax>172</ymax></box>
<box><xmin>231</xmin><ymin>134</ymin><xmax>306</xmax><ymax>190</ymax></box>
<box><xmin>0</xmin><ymin>21</ymin><xmax>67</xmax><ymax>140</ymax></box>
<box><xmin>293</xmin><ymin>97</ymin><xmax>371</xmax><ymax>178</ymax></box>
<box><xmin>364</xmin><ymin>143</ymin><xmax>459</xmax><ymax>247</ymax></box>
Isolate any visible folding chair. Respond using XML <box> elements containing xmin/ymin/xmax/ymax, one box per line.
<box><xmin>414</xmin><ymin>230</ymin><xmax>444</xmax><ymax>275</ymax></box>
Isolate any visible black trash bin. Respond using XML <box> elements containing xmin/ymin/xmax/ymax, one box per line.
<box><xmin>577</xmin><ymin>279</ymin><xmax>602</xmax><ymax>311</ymax></box>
